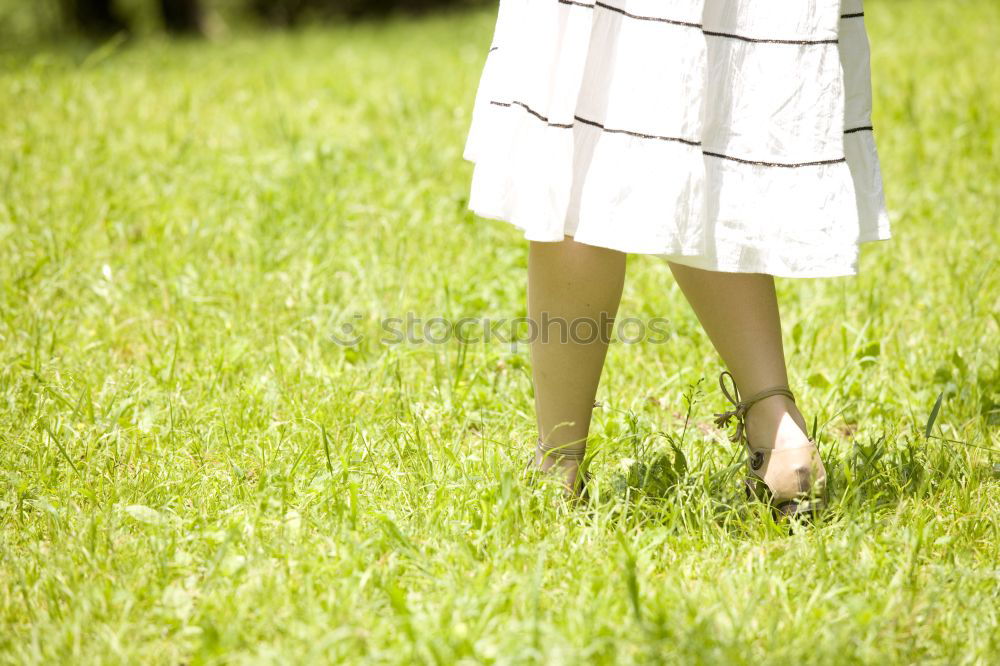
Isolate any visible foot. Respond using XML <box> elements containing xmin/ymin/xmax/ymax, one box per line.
<box><xmin>742</xmin><ymin>394</ymin><xmax>827</xmax><ymax>514</ymax></box>
<box><xmin>533</xmin><ymin>454</ymin><xmax>581</xmax><ymax>493</ymax></box>
<box><xmin>533</xmin><ymin>440</ymin><xmax>587</xmax><ymax>497</ymax></box>
<box><xmin>713</xmin><ymin>371</ymin><xmax>826</xmax><ymax>517</ymax></box>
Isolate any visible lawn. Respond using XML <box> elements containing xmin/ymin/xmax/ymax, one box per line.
<box><xmin>1</xmin><ymin>1</ymin><xmax>999</xmax><ymax>663</ymax></box>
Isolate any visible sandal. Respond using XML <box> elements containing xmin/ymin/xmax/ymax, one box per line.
<box><xmin>532</xmin><ymin>437</ymin><xmax>591</xmax><ymax>501</ymax></box>
<box><xmin>713</xmin><ymin>371</ymin><xmax>827</xmax><ymax>518</ymax></box>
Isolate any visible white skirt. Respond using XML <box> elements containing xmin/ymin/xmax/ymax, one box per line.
<box><xmin>463</xmin><ymin>0</ymin><xmax>891</xmax><ymax>277</ymax></box>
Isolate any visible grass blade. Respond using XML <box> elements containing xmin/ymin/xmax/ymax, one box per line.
<box><xmin>925</xmin><ymin>392</ymin><xmax>944</xmax><ymax>438</ymax></box>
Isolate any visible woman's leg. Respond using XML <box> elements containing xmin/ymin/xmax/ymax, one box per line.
<box><xmin>667</xmin><ymin>262</ymin><xmax>810</xmax><ymax>451</ymax></box>
<box><xmin>529</xmin><ymin>237</ymin><xmax>627</xmax><ymax>490</ymax></box>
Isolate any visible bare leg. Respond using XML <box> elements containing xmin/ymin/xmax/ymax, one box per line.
<box><xmin>667</xmin><ymin>262</ymin><xmax>810</xmax><ymax>451</ymax></box>
<box><xmin>529</xmin><ymin>236</ymin><xmax>626</xmax><ymax>490</ymax></box>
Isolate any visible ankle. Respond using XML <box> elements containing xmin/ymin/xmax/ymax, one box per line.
<box><xmin>745</xmin><ymin>395</ymin><xmax>810</xmax><ymax>450</ymax></box>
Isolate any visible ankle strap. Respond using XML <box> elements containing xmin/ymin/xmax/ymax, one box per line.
<box><xmin>535</xmin><ymin>437</ymin><xmax>586</xmax><ymax>461</ymax></box>
<box><xmin>713</xmin><ymin>371</ymin><xmax>795</xmax><ymax>444</ymax></box>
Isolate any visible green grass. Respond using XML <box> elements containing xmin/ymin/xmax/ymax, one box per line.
<box><xmin>1</xmin><ymin>1</ymin><xmax>999</xmax><ymax>663</ymax></box>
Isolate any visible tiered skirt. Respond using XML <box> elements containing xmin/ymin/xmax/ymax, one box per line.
<box><xmin>463</xmin><ymin>0</ymin><xmax>891</xmax><ymax>277</ymax></box>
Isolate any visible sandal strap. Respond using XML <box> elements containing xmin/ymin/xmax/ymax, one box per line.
<box><xmin>713</xmin><ymin>371</ymin><xmax>796</xmax><ymax>444</ymax></box>
<box><xmin>535</xmin><ymin>437</ymin><xmax>586</xmax><ymax>461</ymax></box>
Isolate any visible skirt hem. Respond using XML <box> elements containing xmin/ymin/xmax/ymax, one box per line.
<box><xmin>468</xmin><ymin>204</ymin><xmax>892</xmax><ymax>279</ymax></box>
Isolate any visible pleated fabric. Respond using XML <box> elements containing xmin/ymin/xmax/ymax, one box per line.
<box><xmin>463</xmin><ymin>0</ymin><xmax>891</xmax><ymax>277</ymax></box>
